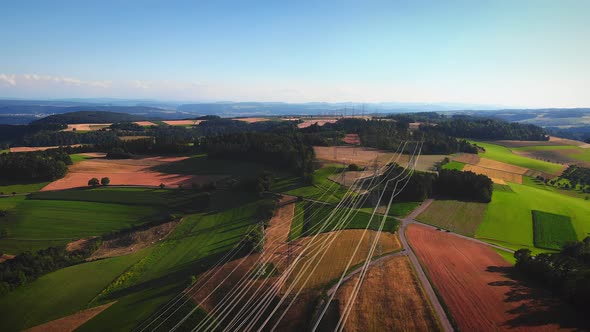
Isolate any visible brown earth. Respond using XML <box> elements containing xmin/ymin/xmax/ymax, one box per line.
<box><xmin>62</xmin><ymin>123</ymin><xmax>110</xmax><ymax>132</ymax></box>
<box><xmin>134</xmin><ymin>121</ymin><xmax>157</xmax><ymax>126</ymax></box>
<box><xmin>89</xmin><ymin>220</ymin><xmax>178</xmax><ymax>260</ymax></box>
<box><xmin>476</xmin><ymin>158</ymin><xmax>530</xmax><ymax>175</ymax></box>
<box><xmin>314</xmin><ymin>146</ymin><xmax>447</xmax><ymax>172</ymax></box>
<box><xmin>333</xmin><ymin>255</ymin><xmax>439</xmax><ymax>332</ymax></box>
<box><xmin>463</xmin><ymin>164</ymin><xmax>522</xmax><ymax>184</ymax></box>
<box><xmin>342</xmin><ymin>134</ymin><xmax>361</xmax><ymax>145</ymax></box>
<box><xmin>162</xmin><ymin>120</ymin><xmax>204</xmax><ymax>126</ymax></box>
<box><xmin>0</xmin><ymin>253</ymin><xmax>15</xmax><ymax>263</ymax></box>
<box><xmin>453</xmin><ymin>153</ymin><xmax>480</xmax><ymax>164</ymax></box>
<box><xmin>407</xmin><ymin>224</ymin><xmax>589</xmax><ymax>331</ymax></box>
<box><xmin>65</xmin><ymin>237</ymin><xmax>97</xmax><ymax>252</ymax></box>
<box><xmin>25</xmin><ymin>302</ymin><xmax>116</xmax><ymax>332</ymax></box>
<box><xmin>41</xmin><ymin>155</ymin><xmax>223</xmax><ymax>191</ymax></box>
<box><xmin>297</xmin><ymin>119</ymin><xmax>338</xmax><ymax>128</ymax></box>
<box><xmin>286</xmin><ymin>230</ymin><xmax>401</xmax><ymax>291</ymax></box>
<box><xmin>234</xmin><ymin>117</ymin><xmax>271</xmax><ymax>123</ymax></box>
<box><xmin>10</xmin><ymin>144</ymin><xmax>82</xmax><ymax>153</ymax></box>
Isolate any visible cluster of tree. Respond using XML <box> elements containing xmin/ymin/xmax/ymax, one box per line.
<box><xmin>300</xmin><ymin>118</ymin><xmax>478</xmax><ymax>155</ymax></box>
<box><xmin>434</xmin><ymin>169</ymin><xmax>493</xmax><ymax>202</ymax></box>
<box><xmin>557</xmin><ymin>165</ymin><xmax>590</xmax><ymax>189</ymax></box>
<box><xmin>514</xmin><ymin>237</ymin><xmax>590</xmax><ymax>312</ymax></box>
<box><xmin>0</xmin><ymin>123</ymin><xmax>67</xmax><ymax>144</ymax></box>
<box><xmin>22</xmin><ymin>130</ymin><xmax>118</xmax><ymax>147</ymax></box>
<box><xmin>369</xmin><ymin>165</ymin><xmax>493</xmax><ymax>203</ymax></box>
<box><xmin>0</xmin><ymin>240</ymin><xmax>101</xmax><ymax>295</ymax></box>
<box><xmin>204</xmin><ymin>132</ymin><xmax>315</xmax><ymax>177</ymax></box>
<box><xmin>433</xmin><ymin>118</ymin><xmax>548</xmax><ymax>141</ymax></box>
<box><xmin>243</xmin><ymin>224</ymin><xmax>265</xmax><ymax>253</ymax></box>
<box><xmin>0</xmin><ymin>149</ymin><xmax>72</xmax><ymax>181</ymax></box>
<box><xmin>88</xmin><ymin>177</ymin><xmax>110</xmax><ymax>186</ymax></box>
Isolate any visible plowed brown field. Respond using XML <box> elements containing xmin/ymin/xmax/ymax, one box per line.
<box><xmin>408</xmin><ymin>224</ymin><xmax>587</xmax><ymax>331</ymax></box>
<box><xmin>10</xmin><ymin>144</ymin><xmax>82</xmax><ymax>152</ymax></box>
<box><xmin>41</xmin><ymin>156</ymin><xmax>223</xmax><ymax>191</ymax></box>
<box><xmin>25</xmin><ymin>302</ymin><xmax>115</xmax><ymax>332</ymax></box>
<box><xmin>463</xmin><ymin>164</ymin><xmax>521</xmax><ymax>184</ymax></box>
<box><xmin>334</xmin><ymin>255</ymin><xmax>439</xmax><ymax>332</ymax></box>
<box><xmin>162</xmin><ymin>120</ymin><xmax>204</xmax><ymax>126</ymax></box>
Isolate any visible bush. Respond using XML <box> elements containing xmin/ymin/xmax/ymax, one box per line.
<box><xmin>348</xmin><ymin>163</ymin><xmax>362</xmax><ymax>171</ymax></box>
<box><xmin>0</xmin><ymin>209</ymin><xmax>7</xmax><ymax>217</ymax></box>
<box><xmin>159</xmin><ymin>183</ymin><xmax>166</xmax><ymax>189</ymax></box>
<box><xmin>88</xmin><ymin>178</ymin><xmax>100</xmax><ymax>187</ymax></box>
<box><xmin>101</xmin><ymin>177</ymin><xmax>110</xmax><ymax>186</ymax></box>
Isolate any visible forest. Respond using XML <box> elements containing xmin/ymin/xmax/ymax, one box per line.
<box><xmin>0</xmin><ymin>149</ymin><xmax>72</xmax><ymax>181</ymax></box>
<box><xmin>204</xmin><ymin>132</ymin><xmax>315</xmax><ymax>177</ymax></box>
<box><xmin>558</xmin><ymin>166</ymin><xmax>590</xmax><ymax>187</ymax></box>
<box><xmin>370</xmin><ymin>164</ymin><xmax>493</xmax><ymax>203</ymax></box>
<box><xmin>514</xmin><ymin>238</ymin><xmax>590</xmax><ymax>311</ymax></box>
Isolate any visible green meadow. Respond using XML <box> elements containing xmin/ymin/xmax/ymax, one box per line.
<box><xmin>476</xmin><ymin>182</ymin><xmax>590</xmax><ymax>252</ymax></box>
<box><xmin>470</xmin><ymin>141</ymin><xmax>563</xmax><ymax>174</ymax></box>
<box><xmin>273</xmin><ymin>165</ymin><xmax>349</xmax><ymax>204</ymax></box>
<box><xmin>442</xmin><ymin>161</ymin><xmax>465</xmax><ymax>171</ymax></box>
<box><xmin>0</xmin><ymin>195</ymin><xmax>163</xmax><ymax>254</ymax></box>
<box><xmin>0</xmin><ymin>251</ymin><xmax>147</xmax><ymax>331</ymax></box>
<box><xmin>532</xmin><ymin>210</ymin><xmax>577</xmax><ymax>250</ymax></box>
<box><xmin>415</xmin><ymin>199</ymin><xmax>488</xmax><ymax>236</ymax></box>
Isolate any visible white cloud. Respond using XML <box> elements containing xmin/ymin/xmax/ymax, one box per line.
<box><xmin>0</xmin><ymin>74</ymin><xmax>16</xmax><ymax>86</ymax></box>
<box><xmin>21</xmin><ymin>73</ymin><xmax>111</xmax><ymax>88</ymax></box>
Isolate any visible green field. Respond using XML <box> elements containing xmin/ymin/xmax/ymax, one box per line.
<box><xmin>77</xmin><ymin>196</ymin><xmax>263</xmax><ymax>330</ymax></box>
<box><xmin>476</xmin><ymin>182</ymin><xmax>590</xmax><ymax>252</ymax></box>
<box><xmin>358</xmin><ymin>201</ymin><xmax>421</xmax><ymax>218</ymax></box>
<box><xmin>442</xmin><ymin>161</ymin><xmax>465</xmax><ymax>171</ymax></box>
<box><xmin>31</xmin><ymin>187</ymin><xmax>207</xmax><ymax>210</ymax></box>
<box><xmin>0</xmin><ymin>193</ymin><xmax>265</xmax><ymax>331</ymax></box>
<box><xmin>288</xmin><ymin>201</ymin><xmax>305</xmax><ymax>240</ymax></box>
<box><xmin>292</xmin><ymin>203</ymin><xmax>398</xmax><ymax>239</ymax></box>
<box><xmin>0</xmin><ymin>181</ymin><xmax>49</xmax><ymax>194</ymax></box>
<box><xmin>532</xmin><ymin>210</ymin><xmax>577</xmax><ymax>250</ymax></box>
<box><xmin>493</xmin><ymin>248</ymin><xmax>516</xmax><ymax>265</ymax></box>
<box><xmin>512</xmin><ymin>145</ymin><xmax>579</xmax><ymax>151</ymax></box>
<box><xmin>470</xmin><ymin>141</ymin><xmax>563</xmax><ymax>174</ymax></box>
<box><xmin>0</xmin><ymin>195</ymin><xmax>163</xmax><ymax>254</ymax></box>
<box><xmin>415</xmin><ymin>200</ymin><xmax>488</xmax><ymax>236</ymax></box>
<box><xmin>0</xmin><ymin>250</ymin><xmax>147</xmax><ymax>331</ymax></box>
<box><xmin>273</xmin><ymin>165</ymin><xmax>349</xmax><ymax>203</ymax></box>
<box><xmin>70</xmin><ymin>153</ymin><xmax>92</xmax><ymax>163</ymax></box>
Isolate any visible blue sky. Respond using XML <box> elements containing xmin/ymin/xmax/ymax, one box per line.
<box><xmin>0</xmin><ymin>0</ymin><xmax>589</xmax><ymax>107</ymax></box>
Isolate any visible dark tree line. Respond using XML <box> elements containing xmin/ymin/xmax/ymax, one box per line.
<box><xmin>433</xmin><ymin>118</ymin><xmax>548</xmax><ymax>141</ymax></box>
<box><xmin>22</xmin><ymin>130</ymin><xmax>119</xmax><ymax>147</ymax></box>
<box><xmin>558</xmin><ymin>166</ymin><xmax>590</xmax><ymax>188</ymax></box>
<box><xmin>300</xmin><ymin>118</ymin><xmax>478</xmax><ymax>155</ymax></box>
<box><xmin>434</xmin><ymin>169</ymin><xmax>493</xmax><ymax>202</ymax></box>
<box><xmin>514</xmin><ymin>238</ymin><xmax>590</xmax><ymax>312</ymax></box>
<box><xmin>204</xmin><ymin>132</ymin><xmax>315</xmax><ymax>177</ymax></box>
<box><xmin>0</xmin><ymin>149</ymin><xmax>72</xmax><ymax>181</ymax></box>
<box><xmin>369</xmin><ymin>165</ymin><xmax>493</xmax><ymax>203</ymax></box>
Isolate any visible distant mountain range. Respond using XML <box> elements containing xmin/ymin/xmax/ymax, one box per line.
<box><xmin>1</xmin><ymin>99</ymin><xmax>589</xmax><ymax>128</ymax></box>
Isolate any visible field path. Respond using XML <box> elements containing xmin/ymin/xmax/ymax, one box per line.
<box><xmin>398</xmin><ymin>199</ymin><xmax>454</xmax><ymax>332</ymax></box>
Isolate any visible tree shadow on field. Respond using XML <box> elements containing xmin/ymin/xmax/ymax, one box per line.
<box><xmin>485</xmin><ymin>265</ymin><xmax>590</xmax><ymax>330</ymax></box>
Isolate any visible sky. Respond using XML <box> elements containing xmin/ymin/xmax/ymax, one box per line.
<box><xmin>0</xmin><ymin>0</ymin><xmax>589</xmax><ymax>107</ymax></box>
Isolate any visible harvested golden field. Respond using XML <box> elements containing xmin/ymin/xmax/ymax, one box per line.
<box><xmin>162</xmin><ymin>119</ymin><xmax>203</xmax><ymax>126</ymax></box>
<box><xmin>234</xmin><ymin>117</ymin><xmax>271</xmax><ymax>123</ymax></box>
<box><xmin>134</xmin><ymin>121</ymin><xmax>156</xmax><ymax>126</ymax></box>
<box><xmin>119</xmin><ymin>135</ymin><xmax>152</xmax><ymax>141</ymax></box>
<box><xmin>25</xmin><ymin>302</ymin><xmax>116</xmax><ymax>332</ymax></box>
<box><xmin>314</xmin><ymin>146</ymin><xmax>446</xmax><ymax>172</ymax></box>
<box><xmin>334</xmin><ymin>256</ymin><xmax>439</xmax><ymax>332</ymax></box>
<box><xmin>452</xmin><ymin>153</ymin><xmax>480</xmax><ymax>164</ymax></box>
<box><xmin>286</xmin><ymin>230</ymin><xmax>401</xmax><ymax>290</ymax></box>
<box><xmin>41</xmin><ymin>155</ymin><xmax>223</xmax><ymax>191</ymax></box>
<box><xmin>10</xmin><ymin>144</ymin><xmax>82</xmax><ymax>153</ymax></box>
<box><xmin>477</xmin><ymin>157</ymin><xmax>529</xmax><ymax>174</ymax></box>
<box><xmin>297</xmin><ymin>119</ymin><xmax>337</xmax><ymax>128</ymax></box>
<box><xmin>62</xmin><ymin>123</ymin><xmax>110</xmax><ymax>131</ymax></box>
<box><xmin>342</xmin><ymin>133</ymin><xmax>360</xmax><ymax>145</ymax></box>
<box><xmin>463</xmin><ymin>164</ymin><xmax>522</xmax><ymax>184</ymax></box>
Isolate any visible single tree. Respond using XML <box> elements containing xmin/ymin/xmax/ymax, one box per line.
<box><xmin>101</xmin><ymin>177</ymin><xmax>110</xmax><ymax>186</ymax></box>
<box><xmin>88</xmin><ymin>178</ymin><xmax>100</xmax><ymax>187</ymax></box>
<box><xmin>159</xmin><ymin>183</ymin><xmax>166</xmax><ymax>189</ymax></box>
